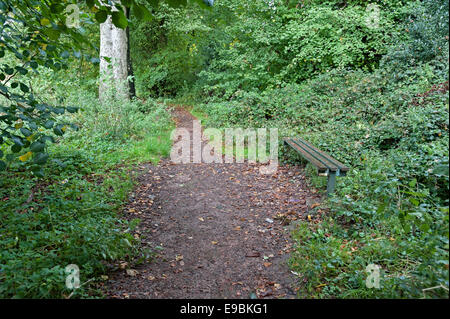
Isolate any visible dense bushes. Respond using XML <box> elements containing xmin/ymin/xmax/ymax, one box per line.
<box><xmin>187</xmin><ymin>0</ymin><xmax>449</xmax><ymax>298</ymax></box>
<box><xmin>130</xmin><ymin>2</ymin><xmax>210</xmax><ymax>97</ymax></box>
<box><xmin>0</xmin><ymin>67</ymin><xmax>173</xmax><ymax>297</ymax></box>
<box><xmin>0</xmin><ymin>151</ymin><xmax>137</xmax><ymax>298</ymax></box>
<box><xmin>193</xmin><ymin>0</ymin><xmax>413</xmax><ymax>97</ymax></box>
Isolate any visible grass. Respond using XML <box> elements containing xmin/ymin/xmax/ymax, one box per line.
<box><xmin>0</xmin><ymin>95</ymin><xmax>174</xmax><ymax>298</ymax></box>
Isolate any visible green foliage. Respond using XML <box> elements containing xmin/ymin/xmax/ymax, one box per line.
<box><xmin>186</xmin><ymin>0</ymin><xmax>412</xmax><ymax>97</ymax></box>
<box><xmin>189</xmin><ymin>0</ymin><xmax>449</xmax><ymax>298</ymax></box>
<box><xmin>0</xmin><ymin>151</ymin><xmax>137</xmax><ymax>298</ymax></box>
<box><xmin>0</xmin><ymin>85</ymin><xmax>173</xmax><ymax>298</ymax></box>
<box><xmin>0</xmin><ymin>0</ymin><xmax>87</xmax><ymax>175</ymax></box>
<box><xmin>1</xmin><ymin>0</ymin><xmax>208</xmax><ymax>173</ymax></box>
<box><xmin>130</xmin><ymin>2</ymin><xmax>211</xmax><ymax>97</ymax></box>
<box><xmin>1</xmin><ymin>36</ymin><xmax>173</xmax><ymax>297</ymax></box>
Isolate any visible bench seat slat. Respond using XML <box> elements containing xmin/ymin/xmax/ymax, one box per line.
<box><xmin>294</xmin><ymin>138</ymin><xmax>349</xmax><ymax>173</ymax></box>
<box><xmin>283</xmin><ymin>137</ymin><xmax>349</xmax><ymax>174</ymax></box>
<box><xmin>284</xmin><ymin>139</ymin><xmax>332</xmax><ymax>173</ymax></box>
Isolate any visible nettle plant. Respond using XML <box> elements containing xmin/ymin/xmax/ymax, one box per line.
<box><xmin>0</xmin><ymin>0</ymin><xmax>212</xmax><ymax>175</ymax></box>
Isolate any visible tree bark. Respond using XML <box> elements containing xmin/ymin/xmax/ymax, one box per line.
<box><xmin>126</xmin><ymin>8</ymin><xmax>136</xmax><ymax>99</ymax></box>
<box><xmin>99</xmin><ymin>16</ymin><xmax>114</xmax><ymax>102</ymax></box>
<box><xmin>99</xmin><ymin>2</ymin><xmax>130</xmax><ymax>102</ymax></box>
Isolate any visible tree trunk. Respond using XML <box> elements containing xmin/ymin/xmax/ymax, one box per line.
<box><xmin>99</xmin><ymin>16</ymin><xmax>113</xmax><ymax>102</ymax></box>
<box><xmin>111</xmin><ymin>13</ymin><xmax>129</xmax><ymax>101</ymax></box>
<box><xmin>99</xmin><ymin>3</ymin><xmax>130</xmax><ymax>102</ymax></box>
<box><xmin>126</xmin><ymin>8</ymin><xmax>136</xmax><ymax>99</ymax></box>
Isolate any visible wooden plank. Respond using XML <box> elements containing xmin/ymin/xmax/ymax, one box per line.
<box><xmin>284</xmin><ymin>139</ymin><xmax>332</xmax><ymax>173</ymax></box>
<box><xmin>283</xmin><ymin>138</ymin><xmax>349</xmax><ymax>174</ymax></box>
<box><xmin>295</xmin><ymin>138</ymin><xmax>349</xmax><ymax>172</ymax></box>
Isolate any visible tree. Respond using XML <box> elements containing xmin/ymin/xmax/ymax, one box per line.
<box><xmin>0</xmin><ymin>0</ymin><xmax>212</xmax><ymax>173</ymax></box>
<box><xmin>98</xmin><ymin>0</ymin><xmax>213</xmax><ymax>101</ymax></box>
<box><xmin>99</xmin><ymin>2</ymin><xmax>129</xmax><ymax>101</ymax></box>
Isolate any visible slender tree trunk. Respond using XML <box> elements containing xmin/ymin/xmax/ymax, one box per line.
<box><xmin>126</xmin><ymin>8</ymin><xmax>136</xmax><ymax>99</ymax></box>
<box><xmin>111</xmin><ymin>14</ymin><xmax>129</xmax><ymax>100</ymax></box>
<box><xmin>99</xmin><ymin>2</ymin><xmax>130</xmax><ymax>102</ymax></box>
<box><xmin>99</xmin><ymin>16</ymin><xmax>113</xmax><ymax>102</ymax></box>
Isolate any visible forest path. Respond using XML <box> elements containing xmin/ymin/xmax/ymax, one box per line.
<box><xmin>106</xmin><ymin>106</ymin><xmax>321</xmax><ymax>299</ymax></box>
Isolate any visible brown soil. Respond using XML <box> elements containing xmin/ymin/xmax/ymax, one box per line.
<box><xmin>105</xmin><ymin>107</ymin><xmax>322</xmax><ymax>299</ymax></box>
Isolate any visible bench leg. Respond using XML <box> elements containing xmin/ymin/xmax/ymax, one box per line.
<box><xmin>327</xmin><ymin>171</ymin><xmax>337</xmax><ymax>196</ymax></box>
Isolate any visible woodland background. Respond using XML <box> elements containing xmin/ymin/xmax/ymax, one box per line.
<box><xmin>0</xmin><ymin>0</ymin><xmax>448</xmax><ymax>298</ymax></box>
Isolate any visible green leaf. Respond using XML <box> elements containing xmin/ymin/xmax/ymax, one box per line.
<box><xmin>32</xmin><ymin>169</ymin><xmax>44</xmax><ymax>178</ymax></box>
<box><xmin>111</xmin><ymin>11</ymin><xmax>128</xmax><ymax>29</ymax></box>
<box><xmin>12</xmin><ymin>136</ymin><xmax>24</xmax><ymax>146</ymax></box>
<box><xmin>43</xmin><ymin>28</ymin><xmax>61</xmax><ymax>41</ymax></box>
<box><xmin>29</xmin><ymin>61</ymin><xmax>38</xmax><ymax>69</ymax></box>
<box><xmin>30</xmin><ymin>142</ymin><xmax>45</xmax><ymax>153</ymax></box>
<box><xmin>66</xmin><ymin>106</ymin><xmax>79</xmax><ymax>113</ymax></box>
<box><xmin>19</xmin><ymin>83</ymin><xmax>29</xmax><ymax>93</ymax></box>
<box><xmin>33</xmin><ymin>152</ymin><xmax>49</xmax><ymax>165</ymax></box>
<box><xmin>409</xmin><ymin>198</ymin><xmax>420</xmax><ymax>206</ymax></box>
<box><xmin>0</xmin><ymin>160</ymin><xmax>6</xmax><ymax>171</ymax></box>
<box><xmin>95</xmin><ymin>10</ymin><xmax>108</xmax><ymax>24</ymax></box>
<box><xmin>43</xmin><ymin>120</ymin><xmax>55</xmax><ymax>129</ymax></box>
<box><xmin>16</xmin><ymin>66</ymin><xmax>27</xmax><ymax>75</ymax></box>
<box><xmin>11</xmin><ymin>144</ymin><xmax>22</xmax><ymax>153</ymax></box>
<box><xmin>132</xmin><ymin>4</ymin><xmax>153</xmax><ymax>21</ymax></box>
<box><xmin>53</xmin><ymin>107</ymin><xmax>65</xmax><ymax>114</ymax></box>
<box><xmin>20</xmin><ymin>127</ymin><xmax>32</xmax><ymax>137</ymax></box>
<box><xmin>53</xmin><ymin>125</ymin><xmax>64</xmax><ymax>136</ymax></box>
<box><xmin>40</xmin><ymin>18</ymin><xmax>51</xmax><ymax>26</ymax></box>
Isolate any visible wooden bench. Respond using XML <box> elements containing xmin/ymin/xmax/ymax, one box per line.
<box><xmin>283</xmin><ymin>137</ymin><xmax>349</xmax><ymax>195</ymax></box>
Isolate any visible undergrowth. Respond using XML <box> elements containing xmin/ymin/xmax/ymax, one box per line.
<box><xmin>0</xmin><ymin>78</ymin><xmax>173</xmax><ymax>297</ymax></box>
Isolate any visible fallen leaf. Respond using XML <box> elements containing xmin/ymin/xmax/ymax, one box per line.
<box><xmin>126</xmin><ymin>269</ymin><xmax>138</xmax><ymax>277</ymax></box>
<box><xmin>263</xmin><ymin>262</ymin><xmax>272</xmax><ymax>267</ymax></box>
<box><xmin>259</xmin><ymin>289</ymin><xmax>273</xmax><ymax>297</ymax></box>
<box><xmin>119</xmin><ymin>262</ymin><xmax>128</xmax><ymax>269</ymax></box>
<box><xmin>246</xmin><ymin>251</ymin><xmax>261</xmax><ymax>257</ymax></box>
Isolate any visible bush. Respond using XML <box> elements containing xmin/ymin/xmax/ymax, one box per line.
<box><xmin>0</xmin><ymin>77</ymin><xmax>173</xmax><ymax>297</ymax></box>
<box><xmin>193</xmin><ymin>0</ymin><xmax>449</xmax><ymax>297</ymax></box>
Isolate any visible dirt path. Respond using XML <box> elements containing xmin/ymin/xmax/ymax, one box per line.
<box><xmin>106</xmin><ymin>107</ymin><xmax>321</xmax><ymax>299</ymax></box>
